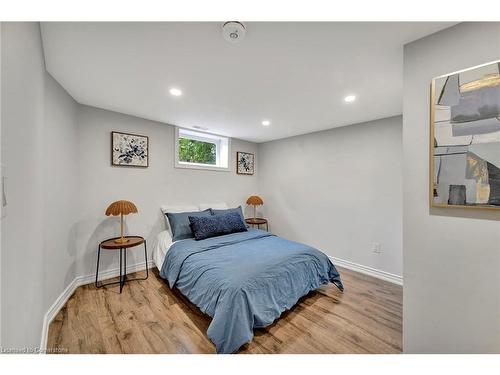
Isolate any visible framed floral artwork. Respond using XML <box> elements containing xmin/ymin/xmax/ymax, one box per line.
<box><xmin>236</xmin><ymin>151</ymin><xmax>254</xmax><ymax>175</ymax></box>
<box><xmin>111</xmin><ymin>131</ymin><xmax>149</xmax><ymax>167</ymax></box>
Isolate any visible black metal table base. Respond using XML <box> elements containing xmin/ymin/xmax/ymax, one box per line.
<box><xmin>95</xmin><ymin>240</ymin><xmax>148</xmax><ymax>293</ymax></box>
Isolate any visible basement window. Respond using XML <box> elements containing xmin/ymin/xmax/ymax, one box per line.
<box><xmin>175</xmin><ymin>127</ymin><xmax>230</xmax><ymax>171</ymax></box>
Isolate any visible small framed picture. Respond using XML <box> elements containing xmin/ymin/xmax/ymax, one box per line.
<box><xmin>111</xmin><ymin>131</ymin><xmax>149</xmax><ymax>167</ymax></box>
<box><xmin>236</xmin><ymin>151</ymin><xmax>254</xmax><ymax>175</ymax></box>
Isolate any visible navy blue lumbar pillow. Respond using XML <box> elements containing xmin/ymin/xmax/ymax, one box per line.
<box><xmin>188</xmin><ymin>212</ymin><xmax>247</xmax><ymax>240</ymax></box>
<box><xmin>211</xmin><ymin>206</ymin><xmax>245</xmax><ymax>223</ymax></box>
<box><xmin>166</xmin><ymin>209</ymin><xmax>212</xmax><ymax>242</ymax></box>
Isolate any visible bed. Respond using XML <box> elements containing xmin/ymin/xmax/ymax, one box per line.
<box><xmin>154</xmin><ymin>204</ymin><xmax>343</xmax><ymax>354</ymax></box>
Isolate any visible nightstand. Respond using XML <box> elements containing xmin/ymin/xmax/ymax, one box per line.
<box><xmin>95</xmin><ymin>236</ymin><xmax>148</xmax><ymax>293</ymax></box>
<box><xmin>245</xmin><ymin>218</ymin><xmax>269</xmax><ymax>231</ymax></box>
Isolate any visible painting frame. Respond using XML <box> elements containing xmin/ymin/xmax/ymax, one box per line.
<box><xmin>236</xmin><ymin>151</ymin><xmax>255</xmax><ymax>175</ymax></box>
<box><xmin>429</xmin><ymin>59</ymin><xmax>500</xmax><ymax>211</ymax></box>
<box><xmin>111</xmin><ymin>131</ymin><xmax>149</xmax><ymax>168</ymax></box>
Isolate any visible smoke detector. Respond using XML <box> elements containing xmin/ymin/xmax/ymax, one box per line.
<box><xmin>222</xmin><ymin>21</ymin><xmax>246</xmax><ymax>43</ymax></box>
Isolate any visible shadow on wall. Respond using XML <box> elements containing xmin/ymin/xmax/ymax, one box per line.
<box><xmin>64</xmin><ymin>223</ymin><xmax>78</xmax><ymax>287</ymax></box>
<box><xmin>148</xmin><ymin>210</ymin><xmax>168</xmax><ymax>244</ymax></box>
<box><xmin>82</xmin><ymin>212</ymin><xmax>167</xmax><ymax>277</ymax></box>
<box><xmin>243</xmin><ymin>205</ymin><xmax>253</xmax><ymax>219</ymax></box>
<box><xmin>83</xmin><ymin>217</ymin><xmax>120</xmax><ymax>275</ymax></box>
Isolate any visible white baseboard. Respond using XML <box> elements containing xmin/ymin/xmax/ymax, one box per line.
<box><xmin>329</xmin><ymin>256</ymin><xmax>403</xmax><ymax>286</ymax></box>
<box><xmin>79</xmin><ymin>259</ymin><xmax>153</xmax><ymax>286</ymax></box>
<box><xmin>39</xmin><ymin>260</ymin><xmax>154</xmax><ymax>352</ymax></box>
<box><xmin>39</xmin><ymin>276</ymin><xmax>80</xmax><ymax>352</ymax></box>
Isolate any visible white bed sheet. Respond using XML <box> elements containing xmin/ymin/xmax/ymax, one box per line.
<box><xmin>153</xmin><ymin>230</ymin><xmax>175</xmax><ymax>271</ymax></box>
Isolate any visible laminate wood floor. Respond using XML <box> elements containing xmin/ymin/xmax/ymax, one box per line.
<box><xmin>47</xmin><ymin>266</ymin><xmax>402</xmax><ymax>354</ymax></box>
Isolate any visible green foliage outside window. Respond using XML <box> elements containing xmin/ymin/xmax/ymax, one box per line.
<box><xmin>179</xmin><ymin>137</ymin><xmax>217</xmax><ymax>165</ymax></box>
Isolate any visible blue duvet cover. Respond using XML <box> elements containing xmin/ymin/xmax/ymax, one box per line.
<box><xmin>160</xmin><ymin>229</ymin><xmax>343</xmax><ymax>353</ymax></box>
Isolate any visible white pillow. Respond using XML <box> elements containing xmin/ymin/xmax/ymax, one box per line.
<box><xmin>198</xmin><ymin>203</ymin><xmax>228</xmax><ymax>210</ymax></box>
<box><xmin>160</xmin><ymin>205</ymin><xmax>199</xmax><ymax>214</ymax></box>
<box><xmin>160</xmin><ymin>205</ymin><xmax>199</xmax><ymax>234</ymax></box>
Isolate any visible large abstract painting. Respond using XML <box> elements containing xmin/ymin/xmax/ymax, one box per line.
<box><xmin>112</xmin><ymin>131</ymin><xmax>149</xmax><ymax>167</ymax></box>
<box><xmin>430</xmin><ymin>60</ymin><xmax>500</xmax><ymax>209</ymax></box>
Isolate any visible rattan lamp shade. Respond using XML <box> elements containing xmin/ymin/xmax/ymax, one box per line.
<box><xmin>105</xmin><ymin>200</ymin><xmax>138</xmax><ymax>216</ymax></box>
<box><xmin>246</xmin><ymin>195</ymin><xmax>264</xmax><ymax>220</ymax></box>
<box><xmin>105</xmin><ymin>200</ymin><xmax>138</xmax><ymax>244</ymax></box>
<box><xmin>246</xmin><ymin>196</ymin><xmax>264</xmax><ymax>206</ymax></box>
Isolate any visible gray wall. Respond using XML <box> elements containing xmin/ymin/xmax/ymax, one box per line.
<box><xmin>258</xmin><ymin>116</ymin><xmax>403</xmax><ymax>277</ymax></box>
<box><xmin>0</xmin><ymin>21</ymin><xmax>3</xmax><ymax>347</ymax></box>
<box><xmin>43</xmin><ymin>74</ymin><xmax>79</xmax><ymax>315</ymax></box>
<box><xmin>75</xmin><ymin>105</ymin><xmax>259</xmax><ymax>278</ymax></box>
<box><xmin>1</xmin><ymin>22</ymin><xmax>46</xmax><ymax>349</ymax></box>
<box><xmin>6</xmin><ymin>20</ymin><xmax>499</xmax><ymax>354</ymax></box>
<box><xmin>1</xmin><ymin>22</ymin><xmax>79</xmax><ymax>348</ymax></box>
<box><xmin>0</xmin><ymin>22</ymin><xmax>260</xmax><ymax>348</ymax></box>
<box><xmin>403</xmin><ymin>22</ymin><xmax>500</xmax><ymax>353</ymax></box>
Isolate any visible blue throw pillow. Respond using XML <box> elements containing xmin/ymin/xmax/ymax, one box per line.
<box><xmin>166</xmin><ymin>209</ymin><xmax>212</xmax><ymax>241</ymax></box>
<box><xmin>211</xmin><ymin>206</ymin><xmax>245</xmax><ymax>222</ymax></box>
<box><xmin>188</xmin><ymin>212</ymin><xmax>247</xmax><ymax>240</ymax></box>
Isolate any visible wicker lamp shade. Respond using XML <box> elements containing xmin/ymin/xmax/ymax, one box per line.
<box><xmin>105</xmin><ymin>200</ymin><xmax>138</xmax><ymax>244</ymax></box>
<box><xmin>246</xmin><ymin>195</ymin><xmax>264</xmax><ymax>220</ymax></box>
<box><xmin>105</xmin><ymin>200</ymin><xmax>138</xmax><ymax>216</ymax></box>
<box><xmin>246</xmin><ymin>195</ymin><xmax>264</xmax><ymax>206</ymax></box>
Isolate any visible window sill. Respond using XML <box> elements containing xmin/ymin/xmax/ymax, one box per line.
<box><xmin>174</xmin><ymin>162</ymin><xmax>231</xmax><ymax>172</ymax></box>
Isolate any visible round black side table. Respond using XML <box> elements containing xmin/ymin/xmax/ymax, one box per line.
<box><xmin>95</xmin><ymin>236</ymin><xmax>148</xmax><ymax>293</ymax></box>
<box><xmin>245</xmin><ymin>218</ymin><xmax>269</xmax><ymax>231</ymax></box>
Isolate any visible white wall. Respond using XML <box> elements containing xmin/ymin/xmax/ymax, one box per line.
<box><xmin>75</xmin><ymin>105</ymin><xmax>259</xmax><ymax>278</ymax></box>
<box><xmin>0</xmin><ymin>23</ymin><xmax>259</xmax><ymax>349</ymax></box>
<box><xmin>5</xmin><ymin>20</ymin><xmax>497</xmax><ymax>355</ymax></box>
<box><xmin>403</xmin><ymin>22</ymin><xmax>500</xmax><ymax>353</ymax></box>
<box><xmin>43</xmin><ymin>74</ymin><xmax>79</xmax><ymax>315</ymax></box>
<box><xmin>0</xmin><ymin>22</ymin><xmax>258</xmax><ymax>348</ymax></box>
<box><xmin>0</xmin><ymin>22</ymin><xmax>79</xmax><ymax>349</ymax></box>
<box><xmin>258</xmin><ymin>116</ymin><xmax>403</xmax><ymax>277</ymax></box>
<box><xmin>1</xmin><ymin>22</ymin><xmax>46</xmax><ymax>349</ymax></box>
<box><xmin>0</xmin><ymin>21</ymin><xmax>3</xmax><ymax>348</ymax></box>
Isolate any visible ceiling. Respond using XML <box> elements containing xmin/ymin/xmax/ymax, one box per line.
<box><xmin>41</xmin><ymin>22</ymin><xmax>454</xmax><ymax>143</ymax></box>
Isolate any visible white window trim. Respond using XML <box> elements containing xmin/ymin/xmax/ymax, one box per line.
<box><xmin>174</xmin><ymin>127</ymin><xmax>231</xmax><ymax>172</ymax></box>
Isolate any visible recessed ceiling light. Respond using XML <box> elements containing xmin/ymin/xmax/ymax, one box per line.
<box><xmin>262</xmin><ymin>120</ymin><xmax>271</xmax><ymax>126</ymax></box>
<box><xmin>169</xmin><ymin>88</ymin><xmax>182</xmax><ymax>97</ymax></box>
<box><xmin>344</xmin><ymin>95</ymin><xmax>356</xmax><ymax>103</ymax></box>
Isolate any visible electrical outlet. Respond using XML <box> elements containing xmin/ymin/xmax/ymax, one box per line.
<box><xmin>372</xmin><ymin>242</ymin><xmax>381</xmax><ymax>254</ymax></box>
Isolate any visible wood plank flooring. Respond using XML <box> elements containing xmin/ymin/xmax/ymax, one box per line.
<box><xmin>47</xmin><ymin>266</ymin><xmax>402</xmax><ymax>354</ymax></box>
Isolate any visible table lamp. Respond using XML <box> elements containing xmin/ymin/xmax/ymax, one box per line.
<box><xmin>246</xmin><ymin>195</ymin><xmax>264</xmax><ymax>220</ymax></box>
<box><xmin>105</xmin><ymin>200</ymin><xmax>138</xmax><ymax>244</ymax></box>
